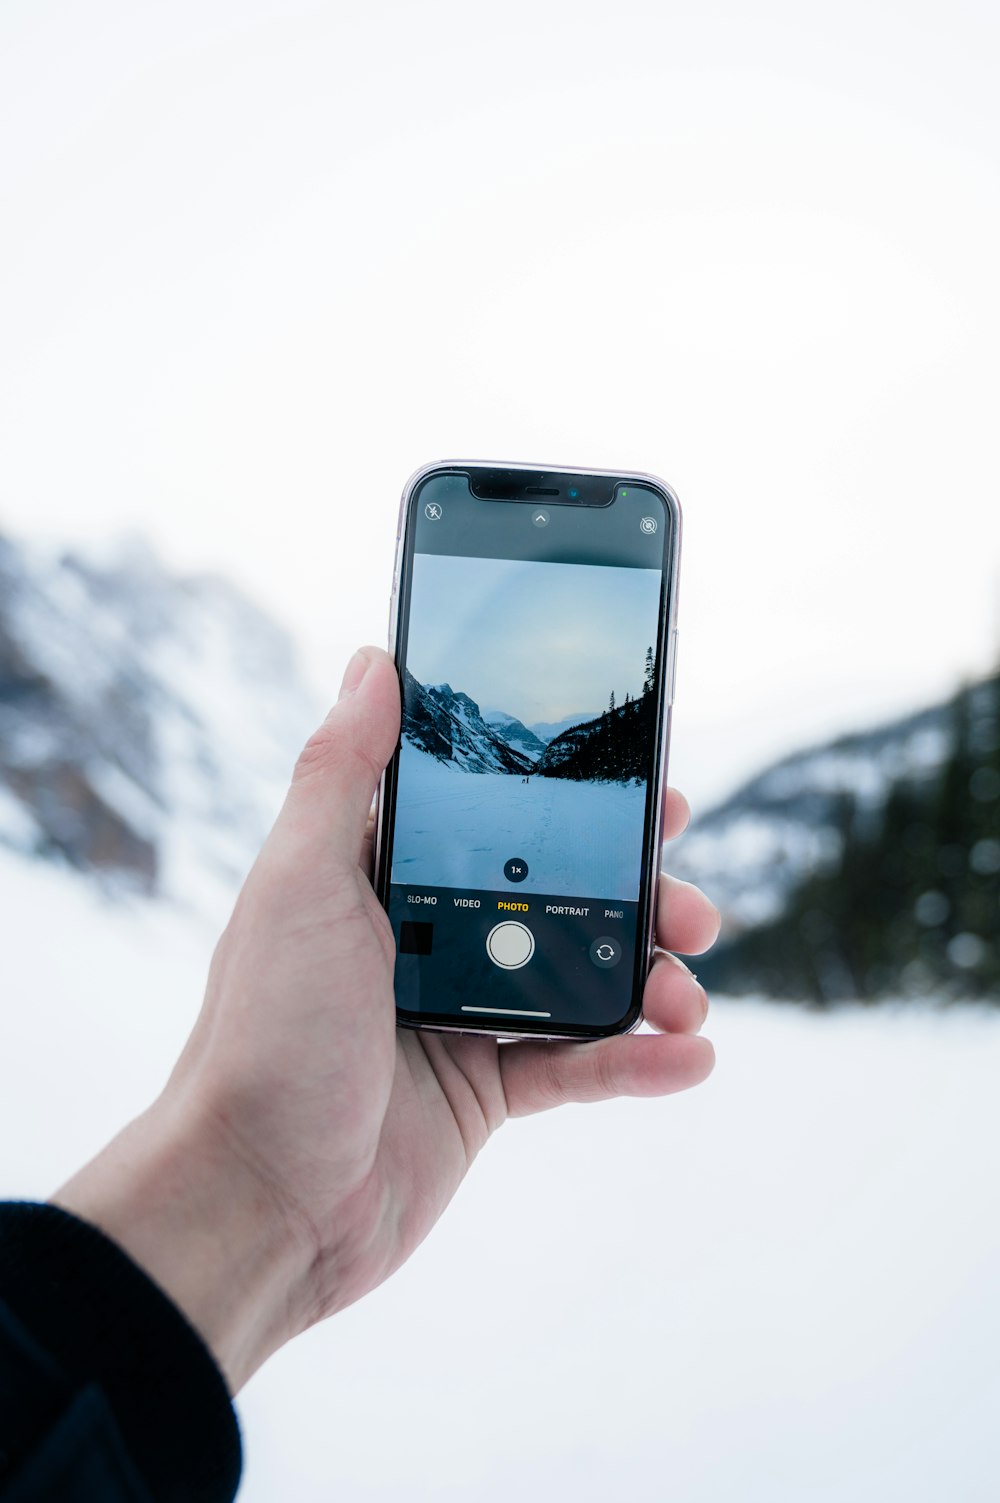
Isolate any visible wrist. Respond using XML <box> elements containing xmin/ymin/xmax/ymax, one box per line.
<box><xmin>52</xmin><ymin>1092</ymin><xmax>317</xmax><ymax>1393</ymax></box>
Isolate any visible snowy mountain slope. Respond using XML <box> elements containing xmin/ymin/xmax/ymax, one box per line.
<box><xmin>0</xmin><ymin>529</ymin><xmax>322</xmax><ymax>916</ymax></box>
<box><xmin>401</xmin><ymin>673</ymin><xmax>533</xmax><ymax>775</ymax></box>
<box><xmin>482</xmin><ymin>709</ymin><xmax>547</xmax><ymax>763</ymax></box>
<box><xmin>671</xmin><ymin>672</ymin><xmax>999</xmax><ymax>1000</ymax></box>
<box><xmin>669</xmin><ymin>692</ymin><xmax>955</xmax><ymax>929</ymax></box>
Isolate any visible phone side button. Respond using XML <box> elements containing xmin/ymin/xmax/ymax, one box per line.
<box><xmin>667</xmin><ymin>629</ymin><xmax>679</xmax><ymax>704</ymax></box>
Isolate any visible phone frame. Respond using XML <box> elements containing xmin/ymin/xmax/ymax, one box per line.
<box><xmin>374</xmin><ymin>459</ymin><xmax>682</xmax><ymax>1041</ymax></box>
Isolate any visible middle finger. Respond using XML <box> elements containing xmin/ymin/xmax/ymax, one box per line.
<box><xmin>655</xmin><ymin>871</ymin><xmax>721</xmax><ymax>956</ymax></box>
<box><xmin>642</xmin><ymin>952</ymin><xmax>709</xmax><ymax>1035</ymax></box>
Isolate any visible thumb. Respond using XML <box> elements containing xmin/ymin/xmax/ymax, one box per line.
<box><xmin>278</xmin><ymin>646</ymin><xmax>401</xmax><ymax>866</ymax></box>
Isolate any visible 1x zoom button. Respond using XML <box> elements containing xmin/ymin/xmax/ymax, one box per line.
<box><xmin>486</xmin><ymin>922</ymin><xmax>535</xmax><ymax>970</ymax></box>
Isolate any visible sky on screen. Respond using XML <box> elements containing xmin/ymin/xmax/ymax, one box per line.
<box><xmin>406</xmin><ymin>554</ymin><xmax>661</xmax><ymax>726</ymax></box>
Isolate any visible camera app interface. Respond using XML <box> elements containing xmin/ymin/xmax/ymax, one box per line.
<box><xmin>386</xmin><ymin>475</ymin><xmax>668</xmax><ymax>1030</ymax></box>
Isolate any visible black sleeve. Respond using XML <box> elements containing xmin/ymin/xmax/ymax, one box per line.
<box><xmin>0</xmin><ymin>1202</ymin><xmax>242</xmax><ymax>1503</ymax></box>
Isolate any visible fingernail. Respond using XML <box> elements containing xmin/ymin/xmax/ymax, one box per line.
<box><xmin>338</xmin><ymin>649</ymin><xmax>370</xmax><ymax>701</ymax></box>
<box><xmin>686</xmin><ymin>970</ymin><xmax>709</xmax><ymax>1020</ymax></box>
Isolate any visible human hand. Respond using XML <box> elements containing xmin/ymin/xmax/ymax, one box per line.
<box><xmin>55</xmin><ymin>646</ymin><xmax>719</xmax><ymax>1392</ymax></box>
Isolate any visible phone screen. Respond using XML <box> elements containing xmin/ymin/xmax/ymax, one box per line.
<box><xmin>378</xmin><ymin>467</ymin><xmax>676</xmax><ymax>1037</ymax></box>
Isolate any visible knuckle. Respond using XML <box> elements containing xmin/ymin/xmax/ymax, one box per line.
<box><xmin>292</xmin><ymin>722</ymin><xmax>383</xmax><ymax>792</ymax></box>
<box><xmin>536</xmin><ymin>1047</ymin><xmax>568</xmax><ymax>1108</ymax></box>
<box><xmin>592</xmin><ymin>1042</ymin><xmax>622</xmax><ymax>1100</ymax></box>
<box><xmin>292</xmin><ymin>723</ymin><xmax>338</xmax><ymax>782</ymax></box>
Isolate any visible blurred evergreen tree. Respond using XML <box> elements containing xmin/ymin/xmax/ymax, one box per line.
<box><xmin>699</xmin><ymin>669</ymin><xmax>1000</xmax><ymax>1003</ymax></box>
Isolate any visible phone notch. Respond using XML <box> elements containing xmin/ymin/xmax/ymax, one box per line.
<box><xmin>467</xmin><ymin>469</ymin><xmax>616</xmax><ymax>507</ymax></box>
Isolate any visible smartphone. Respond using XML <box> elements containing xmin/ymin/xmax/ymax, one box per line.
<box><xmin>374</xmin><ymin>461</ymin><xmax>681</xmax><ymax>1041</ymax></box>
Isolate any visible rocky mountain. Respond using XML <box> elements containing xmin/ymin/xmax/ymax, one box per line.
<box><xmin>404</xmin><ymin>674</ymin><xmax>655</xmax><ymax>785</ymax></box>
<box><xmin>401</xmin><ymin>674</ymin><xmax>533</xmax><ymax>775</ymax></box>
<box><xmin>674</xmin><ymin>674</ymin><xmax>999</xmax><ymax>1002</ymax></box>
<box><xmin>0</xmin><ymin>529</ymin><xmax>321</xmax><ymax>915</ymax></box>
<box><xmin>482</xmin><ymin>709</ymin><xmax>547</xmax><ymax>763</ymax></box>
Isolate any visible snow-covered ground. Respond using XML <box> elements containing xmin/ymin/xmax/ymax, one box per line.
<box><xmin>392</xmin><ymin>744</ymin><xmax>647</xmax><ymax>900</ymax></box>
<box><xmin>2</xmin><ymin>844</ymin><xmax>999</xmax><ymax>1502</ymax></box>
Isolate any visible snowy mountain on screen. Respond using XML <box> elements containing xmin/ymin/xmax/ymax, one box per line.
<box><xmin>0</xmin><ymin>528</ymin><xmax>321</xmax><ymax>913</ymax></box>
<box><xmin>404</xmin><ymin>676</ymin><xmax>651</xmax><ymax>784</ymax></box>
<box><xmin>529</xmin><ymin>711</ymin><xmax>598</xmax><ymax>744</ymax></box>
<box><xmin>482</xmin><ymin>709</ymin><xmax>547</xmax><ymax>763</ymax></box>
<box><xmin>401</xmin><ymin>672</ymin><xmax>533</xmax><ymax>775</ymax></box>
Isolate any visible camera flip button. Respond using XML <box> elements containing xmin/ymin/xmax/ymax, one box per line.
<box><xmin>589</xmin><ymin>935</ymin><xmax>622</xmax><ymax>969</ymax></box>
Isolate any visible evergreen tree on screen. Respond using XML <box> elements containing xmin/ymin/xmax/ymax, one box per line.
<box><xmin>643</xmin><ymin>646</ymin><xmax>655</xmax><ymax>696</ymax></box>
<box><xmin>537</xmin><ymin>647</ymin><xmax>655</xmax><ymax>785</ymax></box>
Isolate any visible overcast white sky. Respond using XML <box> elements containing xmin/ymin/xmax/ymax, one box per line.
<box><xmin>1</xmin><ymin>0</ymin><xmax>998</xmax><ymax>804</ymax></box>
